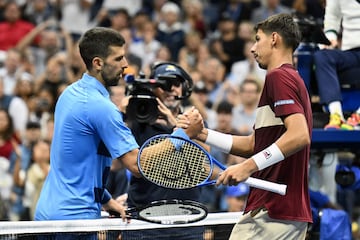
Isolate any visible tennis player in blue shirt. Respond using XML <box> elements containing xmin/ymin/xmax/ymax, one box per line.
<box><xmin>34</xmin><ymin>27</ymin><xmax>204</xmax><ymax>240</ymax></box>
<box><xmin>34</xmin><ymin>27</ymin><xmax>141</xmax><ymax>224</ymax></box>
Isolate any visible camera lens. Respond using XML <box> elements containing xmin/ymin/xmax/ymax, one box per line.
<box><xmin>335</xmin><ymin>170</ymin><xmax>356</xmax><ymax>188</ymax></box>
<box><xmin>126</xmin><ymin>96</ymin><xmax>158</xmax><ymax>123</ymax></box>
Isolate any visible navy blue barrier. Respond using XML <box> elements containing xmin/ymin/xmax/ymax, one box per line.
<box><xmin>311</xmin><ymin>129</ymin><xmax>360</xmax><ymax>151</ymax></box>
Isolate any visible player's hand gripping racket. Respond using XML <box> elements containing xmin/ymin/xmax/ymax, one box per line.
<box><xmin>106</xmin><ymin>199</ymin><xmax>208</xmax><ymax>225</ymax></box>
<box><xmin>138</xmin><ymin>134</ymin><xmax>287</xmax><ymax>195</ymax></box>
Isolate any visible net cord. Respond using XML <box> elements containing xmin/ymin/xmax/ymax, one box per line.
<box><xmin>0</xmin><ymin>212</ymin><xmax>243</xmax><ymax>235</ymax></box>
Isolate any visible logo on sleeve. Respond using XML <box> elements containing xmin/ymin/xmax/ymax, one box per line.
<box><xmin>274</xmin><ymin>99</ymin><xmax>295</xmax><ymax>107</ymax></box>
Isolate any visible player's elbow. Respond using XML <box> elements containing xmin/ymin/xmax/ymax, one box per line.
<box><xmin>301</xmin><ymin>130</ymin><xmax>311</xmax><ymax>146</ymax></box>
<box><xmin>295</xmin><ymin>131</ymin><xmax>311</xmax><ymax>150</ymax></box>
<box><xmin>129</xmin><ymin>165</ymin><xmax>141</xmax><ymax>178</ymax></box>
<box><xmin>118</xmin><ymin>149</ymin><xmax>142</xmax><ymax>178</ymax></box>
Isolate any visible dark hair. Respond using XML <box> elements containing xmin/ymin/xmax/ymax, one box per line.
<box><xmin>0</xmin><ymin>108</ymin><xmax>14</xmax><ymax>141</ymax></box>
<box><xmin>26</xmin><ymin>121</ymin><xmax>41</xmax><ymax>129</ymax></box>
<box><xmin>254</xmin><ymin>13</ymin><xmax>302</xmax><ymax>52</ymax></box>
<box><xmin>78</xmin><ymin>27</ymin><xmax>126</xmax><ymax>70</ymax></box>
<box><xmin>216</xmin><ymin>100</ymin><xmax>233</xmax><ymax>114</ymax></box>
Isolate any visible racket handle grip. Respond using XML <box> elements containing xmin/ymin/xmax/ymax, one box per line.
<box><xmin>202</xmin><ymin>178</ymin><xmax>287</xmax><ymax>196</ymax></box>
<box><xmin>245</xmin><ymin>177</ymin><xmax>287</xmax><ymax>196</ymax></box>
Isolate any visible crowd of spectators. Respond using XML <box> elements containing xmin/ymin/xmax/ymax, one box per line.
<box><xmin>0</xmin><ymin>1</ymin><xmax>357</xmax><ymax>237</ymax></box>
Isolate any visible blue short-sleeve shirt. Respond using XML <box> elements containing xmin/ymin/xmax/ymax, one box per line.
<box><xmin>35</xmin><ymin>73</ymin><xmax>138</xmax><ymax>220</ymax></box>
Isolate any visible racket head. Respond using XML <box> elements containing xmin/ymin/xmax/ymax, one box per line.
<box><xmin>127</xmin><ymin>199</ymin><xmax>208</xmax><ymax>224</ymax></box>
<box><xmin>137</xmin><ymin>134</ymin><xmax>214</xmax><ymax>189</ymax></box>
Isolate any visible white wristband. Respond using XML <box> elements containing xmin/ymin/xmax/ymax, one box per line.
<box><xmin>205</xmin><ymin>129</ymin><xmax>233</xmax><ymax>153</ymax></box>
<box><xmin>252</xmin><ymin>143</ymin><xmax>285</xmax><ymax>170</ymax></box>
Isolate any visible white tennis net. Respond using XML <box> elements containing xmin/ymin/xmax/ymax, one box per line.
<box><xmin>0</xmin><ymin>212</ymin><xmax>243</xmax><ymax>240</ymax></box>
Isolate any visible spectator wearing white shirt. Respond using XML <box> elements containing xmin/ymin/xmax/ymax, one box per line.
<box><xmin>0</xmin><ymin>78</ymin><xmax>29</xmax><ymax>139</ymax></box>
<box><xmin>129</xmin><ymin>22</ymin><xmax>161</xmax><ymax>71</ymax></box>
<box><xmin>59</xmin><ymin>0</ymin><xmax>97</xmax><ymax>41</ymax></box>
<box><xmin>102</xmin><ymin>0</ymin><xmax>142</xmax><ymax>17</ymax></box>
<box><xmin>228</xmin><ymin>40</ymin><xmax>266</xmax><ymax>88</ymax></box>
<box><xmin>0</xmin><ymin>49</ymin><xmax>26</xmax><ymax>95</ymax></box>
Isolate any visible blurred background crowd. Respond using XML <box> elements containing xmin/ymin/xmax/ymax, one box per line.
<box><xmin>0</xmin><ymin>0</ymin><xmax>359</xmax><ymax>238</ymax></box>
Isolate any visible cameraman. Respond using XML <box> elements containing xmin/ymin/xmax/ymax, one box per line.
<box><xmin>122</xmin><ymin>62</ymin><xmax>205</xmax><ymax>240</ymax></box>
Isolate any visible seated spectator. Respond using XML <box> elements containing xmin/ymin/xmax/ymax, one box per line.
<box><xmin>23</xmin><ymin>0</ymin><xmax>55</xmax><ymax>26</ymax></box>
<box><xmin>130</xmin><ymin>10</ymin><xmax>151</xmax><ymax>43</ymax></box>
<box><xmin>0</xmin><ymin>154</ymin><xmax>12</xmax><ymax>220</ymax></box>
<box><xmin>212</xmin><ymin>100</ymin><xmax>244</xmax><ymax>167</ymax></box>
<box><xmin>29</xmin><ymin>86</ymin><xmax>55</xmax><ymax>137</ymax></box>
<box><xmin>0</xmin><ymin>1</ymin><xmax>36</xmax><ymax>51</ymax></box>
<box><xmin>0</xmin><ymin>108</ymin><xmax>19</xmax><ymax>161</ymax></box>
<box><xmin>313</xmin><ymin>0</ymin><xmax>360</xmax><ymax>130</ymax></box>
<box><xmin>237</xmin><ymin>21</ymin><xmax>256</xmax><ymax>42</ymax></box>
<box><xmin>0</xmin><ymin>48</ymin><xmax>28</xmax><ymax>95</ymax></box>
<box><xmin>251</xmin><ymin>0</ymin><xmax>292</xmax><ymax>23</ymax></box>
<box><xmin>58</xmin><ymin>0</ymin><xmax>97</xmax><ymax>41</ymax></box>
<box><xmin>129</xmin><ymin>21</ymin><xmax>161</xmax><ymax>71</ymax></box>
<box><xmin>100</xmin><ymin>8</ymin><xmax>130</xmax><ymax>32</ymax></box>
<box><xmin>199</xmin><ymin>57</ymin><xmax>226</xmax><ymax>107</ymax></box>
<box><xmin>181</xmin><ymin>0</ymin><xmax>207</xmax><ymax>38</ymax></box>
<box><xmin>210</xmin><ymin>13</ymin><xmax>245</xmax><ymax>74</ymax></box>
<box><xmin>15</xmin><ymin>19</ymin><xmax>73</xmax><ymax>79</ymax></box>
<box><xmin>177</xmin><ymin>31</ymin><xmax>203</xmax><ymax>73</ymax></box>
<box><xmin>23</xmin><ymin>139</ymin><xmax>50</xmax><ymax>220</ymax></box>
<box><xmin>118</xmin><ymin>28</ymin><xmax>142</xmax><ymax>74</ymax></box>
<box><xmin>0</xmin><ymin>78</ymin><xmax>29</xmax><ymax>139</ymax></box>
<box><xmin>33</xmin><ymin>53</ymin><xmax>72</xmax><ymax>100</ymax></box>
<box><xmin>13</xmin><ymin>72</ymin><xmax>35</xmax><ymax>109</ymax></box>
<box><xmin>291</xmin><ymin>0</ymin><xmax>325</xmax><ymax>21</ymax></box>
<box><xmin>231</xmin><ymin>79</ymin><xmax>262</xmax><ymax>136</ymax></box>
<box><xmin>67</xmin><ymin>40</ymin><xmax>86</xmax><ymax>83</ymax></box>
<box><xmin>10</xmin><ymin>121</ymin><xmax>41</xmax><ymax>220</ymax></box>
<box><xmin>188</xmin><ymin>80</ymin><xmax>217</xmax><ymax>130</ymax></box>
<box><xmin>101</xmin><ymin>0</ymin><xmax>142</xmax><ymax>17</ymax></box>
<box><xmin>218</xmin><ymin>0</ymin><xmax>260</xmax><ymax>24</ymax></box>
<box><xmin>195</xmin><ymin>42</ymin><xmax>212</xmax><ymax>73</ymax></box>
<box><xmin>156</xmin><ymin>2</ymin><xmax>185</xmax><ymax>62</ymax></box>
<box><xmin>227</xmin><ymin>40</ymin><xmax>266</xmax><ymax>88</ymax></box>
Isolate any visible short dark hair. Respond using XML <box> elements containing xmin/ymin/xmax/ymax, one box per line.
<box><xmin>254</xmin><ymin>13</ymin><xmax>301</xmax><ymax>52</ymax></box>
<box><xmin>78</xmin><ymin>27</ymin><xmax>126</xmax><ymax>70</ymax></box>
<box><xmin>216</xmin><ymin>100</ymin><xmax>233</xmax><ymax>114</ymax></box>
<box><xmin>26</xmin><ymin>121</ymin><xmax>41</xmax><ymax>129</ymax></box>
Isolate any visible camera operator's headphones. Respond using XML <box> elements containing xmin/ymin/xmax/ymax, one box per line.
<box><xmin>149</xmin><ymin>61</ymin><xmax>193</xmax><ymax>100</ymax></box>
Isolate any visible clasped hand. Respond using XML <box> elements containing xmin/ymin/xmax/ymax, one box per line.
<box><xmin>175</xmin><ymin>107</ymin><xmax>204</xmax><ymax>139</ymax></box>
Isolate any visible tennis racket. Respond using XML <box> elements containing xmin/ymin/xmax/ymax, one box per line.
<box><xmin>106</xmin><ymin>199</ymin><xmax>208</xmax><ymax>225</ymax></box>
<box><xmin>138</xmin><ymin>134</ymin><xmax>287</xmax><ymax>195</ymax></box>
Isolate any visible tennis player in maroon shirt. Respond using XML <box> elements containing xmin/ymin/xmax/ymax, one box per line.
<box><xmin>179</xmin><ymin>13</ymin><xmax>312</xmax><ymax>239</ymax></box>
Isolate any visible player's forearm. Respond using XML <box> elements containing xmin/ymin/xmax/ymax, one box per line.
<box><xmin>275</xmin><ymin>130</ymin><xmax>310</xmax><ymax>158</ymax></box>
<box><xmin>120</xmin><ymin>149</ymin><xmax>141</xmax><ymax>178</ymax></box>
<box><xmin>197</xmin><ymin>128</ymin><xmax>254</xmax><ymax>157</ymax></box>
<box><xmin>276</xmin><ymin>113</ymin><xmax>311</xmax><ymax>158</ymax></box>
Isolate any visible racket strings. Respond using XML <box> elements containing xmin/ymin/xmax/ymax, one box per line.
<box><xmin>139</xmin><ymin>136</ymin><xmax>212</xmax><ymax>189</ymax></box>
<box><xmin>138</xmin><ymin>204</ymin><xmax>207</xmax><ymax>224</ymax></box>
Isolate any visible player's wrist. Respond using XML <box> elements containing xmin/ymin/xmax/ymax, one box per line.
<box><xmin>251</xmin><ymin>143</ymin><xmax>285</xmax><ymax>171</ymax></box>
<box><xmin>196</xmin><ymin>128</ymin><xmax>208</xmax><ymax>142</ymax></box>
<box><xmin>171</xmin><ymin>128</ymin><xmax>190</xmax><ymax>140</ymax></box>
<box><xmin>205</xmin><ymin>129</ymin><xmax>232</xmax><ymax>153</ymax></box>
